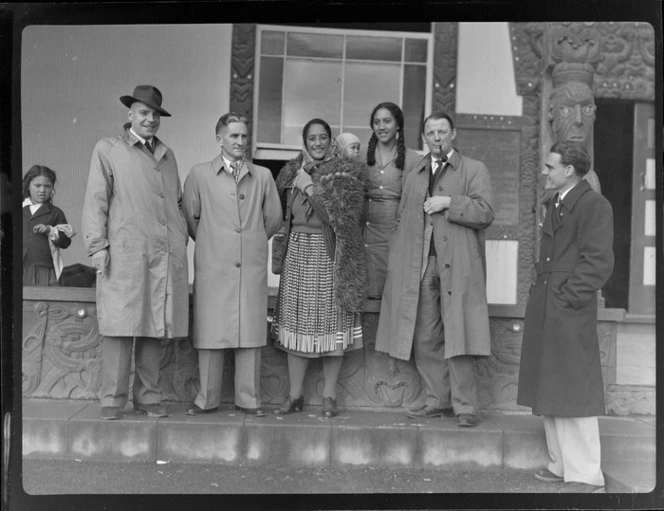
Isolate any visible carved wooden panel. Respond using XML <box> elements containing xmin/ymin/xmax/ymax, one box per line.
<box><xmin>22</xmin><ymin>301</ymin><xmax>102</xmax><ymax>399</ymax></box>
<box><xmin>594</xmin><ymin>22</ymin><xmax>655</xmax><ymax>100</ymax></box>
<box><xmin>431</xmin><ymin>22</ymin><xmax>457</xmax><ymax>115</ymax></box>
<box><xmin>21</xmin><ymin>297</ymin><xmax>629</xmax><ymax>413</ymax></box>
<box><xmin>508</xmin><ymin>22</ymin><xmax>544</xmax><ymax>305</ymax></box>
<box><xmin>230</xmin><ymin>24</ymin><xmax>257</xmax><ymax>157</ymax></box>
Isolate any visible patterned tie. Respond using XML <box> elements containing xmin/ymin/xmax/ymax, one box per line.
<box><xmin>231</xmin><ymin>160</ymin><xmax>242</xmax><ymax>183</ymax></box>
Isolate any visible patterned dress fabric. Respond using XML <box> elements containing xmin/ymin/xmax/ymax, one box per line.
<box><xmin>273</xmin><ymin>232</ymin><xmax>362</xmax><ymax>358</ymax></box>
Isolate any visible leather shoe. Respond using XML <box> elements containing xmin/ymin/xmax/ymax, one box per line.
<box><xmin>100</xmin><ymin>406</ymin><xmax>122</xmax><ymax>420</ymax></box>
<box><xmin>405</xmin><ymin>405</ymin><xmax>448</xmax><ymax>419</ymax></box>
<box><xmin>274</xmin><ymin>395</ymin><xmax>304</xmax><ymax>416</ymax></box>
<box><xmin>235</xmin><ymin>405</ymin><xmax>266</xmax><ymax>417</ymax></box>
<box><xmin>186</xmin><ymin>404</ymin><xmax>218</xmax><ymax>416</ymax></box>
<box><xmin>133</xmin><ymin>403</ymin><xmax>168</xmax><ymax>418</ymax></box>
<box><xmin>534</xmin><ymin>468</ymin><xmax>564</xmax><ymax>483</ymax></box>
<box><xmin>322</xmin><ymin>397</ymin><xmax>338</xmax><ymax>418</ymax></box>
<box><xmin>457</xmin><ymin>413</ymin><xmax>476</xmax><ymax>428</ymax></box>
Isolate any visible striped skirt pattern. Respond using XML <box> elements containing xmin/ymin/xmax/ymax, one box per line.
<box><xmin>273</xmin><ymin>232</ymin><xmax>362</xmax><ymax>356</ymax></box>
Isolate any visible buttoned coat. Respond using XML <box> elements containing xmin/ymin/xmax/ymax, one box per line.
<box><xmin>82</xmin><ymin>127</ymin><xmax>189</xmax><ymax>338</ymax></box>
<box><xmin>517</xmin><ymin>180</ymin><xmax>614</xmax><ymax>417</ymax></box>
<box><xmin>376</xmin><ymin>150</ymin><xmax>494</xmax><ymax>360</ymax></box>
<box><xmin>23</xmin><ymin>201</ymin><xmax>71</xmax><ymax>268</ymax></box>
<box><xmin>183</xmin><ymin>155</ymin><xmax>282</xmax><ymax>349</ymax></box>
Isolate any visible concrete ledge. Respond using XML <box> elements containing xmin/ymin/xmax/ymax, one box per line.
<box><xmin>156</xmin><ymin>404</ymin><xmax>244</xmax><ymax>464</ymax></box>
<box><xmin>21</xmin><ymin>399</ymin><xmax>656</xmax><ymax>492</ymax></box>
<box><xmin>330</xmin><ymin>411</ymin><xmax>419</xmax><ymax>467</ymax></box>
<box><xmin>67</xmin><ymin>404</ymin><xmax>157</xmax><ymax>462</ymax></box>
<box><xmin>244</xmin><ymin>413</ymin><xmax>332</xmax><ymax>467</ymax></box>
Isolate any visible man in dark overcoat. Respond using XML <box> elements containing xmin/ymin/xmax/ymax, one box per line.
<box><xmin>517</xmin><ymin>141</ymin><xmax>614</xmax><ymax>493</ymax></box>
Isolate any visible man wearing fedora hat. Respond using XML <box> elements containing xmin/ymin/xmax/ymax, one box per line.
<box><xmin>82</xmin><ymin>85</ymin><xmax>189</xmax><ymax>420</ymax></box>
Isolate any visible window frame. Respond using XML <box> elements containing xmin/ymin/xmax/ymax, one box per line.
<box><xmin>253</xmin><ymin>24</ymin><xmax>434</xmax><ymax>160</ymax></box>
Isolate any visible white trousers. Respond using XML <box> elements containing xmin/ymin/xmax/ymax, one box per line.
<box><xmin>543</xmin><ymin>416</ymin><xmax>605</xmax><ymax>486</ymax></box>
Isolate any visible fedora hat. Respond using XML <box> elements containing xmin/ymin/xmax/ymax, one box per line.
<box><xmin>120</xmin><ymin>85</ymin><xmax>171</xmax><ymax>117</ymax></box>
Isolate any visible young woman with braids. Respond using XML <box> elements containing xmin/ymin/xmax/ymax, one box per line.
<box><xmin>364</xmin><ymin>102</ymin><xmax>422</xmax><ymax>299</ymax></box>
<box><xmin>272</xmin><ymin>119</ymin><xmax>367</xmax><ymax>418</ymax></box>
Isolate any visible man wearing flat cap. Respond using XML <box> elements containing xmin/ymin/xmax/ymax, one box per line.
<box><xmin>82</xmin><ymin>85</ymin><xmax>189</xmax><ymax>420</ymax></box>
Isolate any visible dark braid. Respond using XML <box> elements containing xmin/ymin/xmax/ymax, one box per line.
<box><xmin>366</xmin><ymin>132</ymin><xmax>378</xmax><ymax>166</ymax></box>
<box><xmin>395</xmin><ymin>129</ymin><xmax>406</xmax><ymax>170</ymax></box>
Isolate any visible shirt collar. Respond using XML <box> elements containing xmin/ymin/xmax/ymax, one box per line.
<box><xmin>129</xmin><ymin>127</ymin><xmax>154</xmax><ymax>146</ymax></box>
<box><xmin>213</xmin><ymin>154</ymin><xmax>250</xmax><ymax>176</ymax></box>
<box><xmin>430</xmin><ymin>148</ymin><xmax>455</xmax><ymax>169</ymax></box>
<box><xmin>559</xmin><ymin>182</ymin><xmax>578</xmax><ymax>201</ymax></box>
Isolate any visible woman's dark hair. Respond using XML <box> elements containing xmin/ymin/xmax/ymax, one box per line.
<box><xmin>22</xmin><ymin>165</ymin><xmax>57</xmax><ymax>200</ymax></box>
<box><xmin>367</xmin><ymin>102</ymin><xmax>406</xmax><ymax>170</ymax></box>
<box><xmin>302</xmin><ymin>118</ymin><xmax>332</xmax><ymax>145</ymax></box>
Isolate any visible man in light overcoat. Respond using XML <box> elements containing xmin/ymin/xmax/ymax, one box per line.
<box><xmin>82</xmin><ymin>85</ymin><xmax>190</xmax><ymax>420</ymax></box>
<box><xmin>183</xmin><ymin>113</ymin><xmax>282</xmax><ymax>417</ymax></box>
<box><xmin>376</xmin><ymin>111</ymin><xmax>494</xmax><ymax>428</ymax></box>
<box><xmin>517</xmin><ymin>141</ymin><xmax>614</xmax><ymax>493</ymax></box>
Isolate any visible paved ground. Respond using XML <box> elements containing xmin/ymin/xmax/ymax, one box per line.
<box><xmin>22</xmin><ymin>459</ymin><xmax>554</xmax><ymax>494</ymax></box>
<box><xmin>22</xmin><ymin>458</ymin><xmax>642</xmax><ymax>495</ymax></box>
<box><xmin>15</xmin><ymin>459</ymin><xmax>660</xmax><ymax>510</ymax></box>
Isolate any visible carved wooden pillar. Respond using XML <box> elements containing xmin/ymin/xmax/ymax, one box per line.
<box><xmin>508</xmin><ymin>22</ymin><xmax>544</xmax><ymax>304</ymax></box>
<box><xmin>432</xmin><ymin>23</ymin><xmax>457</xmax><ymax>115</ymax></box>
<box><xmin>230</xmin><ymin>24</ymin><xmax>256</xmax><ymax>158</ymax></box>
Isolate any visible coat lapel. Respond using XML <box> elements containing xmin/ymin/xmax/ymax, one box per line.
<box><xmin>27</xmin><ymin>201</ymin><xmax>54</xmax><ymax>221</ymax></box>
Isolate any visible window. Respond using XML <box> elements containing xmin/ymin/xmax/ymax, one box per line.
<box><xmin>254</xmin><ymin>25</ymin><xmax>432</xmax><ymax>158</ymax></box>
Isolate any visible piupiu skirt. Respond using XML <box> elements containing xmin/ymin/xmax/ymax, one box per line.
<box><xmin>273</xmin><ymin>232</ymin><xmax>362</xmax><ymax>358</ymax></box>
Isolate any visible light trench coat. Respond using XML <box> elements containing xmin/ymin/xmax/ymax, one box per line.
<box><xmin>183</xmin><ymin>155</ymin><xmax>282</xmax><ymax>349</ymax></box>
<box><xmin>82</xmin><ymin>127</ymin><xmax>190</xmax><ymax>338</ymax></box>
<box><xmin>376</xmin><ymin>150</ymin><xmax>494</xmax><ymax>360</ymax></box>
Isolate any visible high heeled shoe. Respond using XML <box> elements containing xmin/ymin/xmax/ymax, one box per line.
<box><xmin>322</xmin><ymin>397</ymin><xmax>338</xmax><ymax>418</ymax></box>
<box><xmin>274</xmin><ymin>395</ymin><xmax>304</xmax><ymax>415</ymax></box>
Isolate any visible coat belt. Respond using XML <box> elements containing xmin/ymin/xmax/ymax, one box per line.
<box><xmin>534</xmin><ymin>261</ymin><xmax>576</xmax><ymax>274</ymax></box>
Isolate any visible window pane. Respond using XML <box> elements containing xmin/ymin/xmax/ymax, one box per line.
<box><xmin>405</xmin><ymin>38</ymin><xmax>427</xmax><ymax>63</ymax></box>
<box><xmin>402</xmin><ymin>64</ymin><xmax>427</xmax><ymax>150</ymax></box>
<box><xmin>261</xmin><ymin>31</ymin><xmax>285</xmax><ymax>55</ymax></box>
<box><xmin>342</xmin><ymin>61</ymin><xmax>400</xmax><ymax>127</ymax></box>
<box><xmin>283</xmin><ymin>59</ymin><xmax>342</xmax><ymax>145</ymax></box>
<box><xmin>287</xmin><ymin>32</ymin><xmax>343</xmax><ymax>58</ymax></box>
<box><xmin>257</xmin><ymin>57</ymin><xmax>283</xmax><ymax>144</ymax></box>
<box><xmin>346</xmin><ymin>36</ymin><xmax>402</xmax><ymax>61</ymax></box>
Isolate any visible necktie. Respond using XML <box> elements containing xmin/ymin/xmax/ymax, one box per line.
<box><xmin>429</xmin><ymin>159</ymin><xmax>445</xmax><ymax>196</ymax></box>
<box><xmin>554</xmin><ymin>193</ymin><xmax>561</xmax><ymax>209</ymax></box>
<box><xmin>231</xmin><ymin>161</ymin><xmax>241</xmax><ymax>183</ymax></box>
<box><xmin>145</xmin><ymin>140</ymin><xmax>154</xmax><ymax>154</ymax></box>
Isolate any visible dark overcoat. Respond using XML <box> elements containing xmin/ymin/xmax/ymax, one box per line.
<box><xmin>23</xmin><ymin>201</ymin><xmax>71</xmax><ymax>267</ymax></box>
<box><xmin>376</xmin><ymin>151</ymin><xmax>494</xmax><ymax>360</ymax></box>
<box><xmin>517</xmin><ymin>179</ymin><xmax>614</xmax><ymax>417</ymax></box>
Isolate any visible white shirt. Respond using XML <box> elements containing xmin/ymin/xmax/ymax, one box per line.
<box><xmin>430</xmin><ymin>148</ymin><xmax>455</xmax><ymax>174</ymax></box>
<box><xmin>222</xmin><ymin>155</ymin><xmax>243</xmax><ymax>175</ymax></box>
<box><xmin>130</xmin><ymin>127</ymin><xmax>153</xmax><ymax>147</ymax></box>
<box><xmin>23</xmin><ymin>198</ymin><xmax>43</xmax><ymax>215</ymax></box>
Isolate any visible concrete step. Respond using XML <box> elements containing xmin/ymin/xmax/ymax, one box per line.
<box><xmin>21</xmin><ymin>399</ymin><xmax>655</xmax><ymax>492</ymax></box>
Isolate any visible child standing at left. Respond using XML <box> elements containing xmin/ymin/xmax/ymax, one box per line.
<box><xmin>22</xmin><ymin>165</ymin><xmax>73</xmax><ymax>286</ymax></box>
